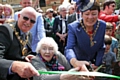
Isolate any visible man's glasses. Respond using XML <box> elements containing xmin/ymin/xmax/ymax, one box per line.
<box><xmin>21</xmin><ymin>14</ymin><xmax>36</xmax><ymax>24</ymax></box>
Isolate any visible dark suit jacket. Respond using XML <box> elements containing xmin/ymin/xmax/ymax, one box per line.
<box><xmin>53</xmin><ymin>15</ymin><xmax>68</xmax><ymax>34</ymax></box>
<box><xmin>53</xmin><ymin>15</ymin><xmax>68</xmax><ymax>53</ymax></box>
<box><xmin>67</xmin><ymin>12</ymin><xmax>77</xmax><ymax>24</ymax></box>
<box><xmin>0</xmin><ymin>22</ymin><xmax>32</xmax><ymax>80</ymax></box>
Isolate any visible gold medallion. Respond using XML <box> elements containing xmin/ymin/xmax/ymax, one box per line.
<box><xmin>22</xmin><ymin>47</ymin><xmax>28</xmax><ymax>56</ymax></box>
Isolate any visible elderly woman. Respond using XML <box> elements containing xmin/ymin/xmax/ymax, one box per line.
<box><xmin>53</xmin><ymin>4</ymin><xmax>68</xmax><ymax>54</ymax></box>
<box><xmin>31</xmin><ymin>37</ymin><xmax>91</xmax><ymax>80</ymax></box>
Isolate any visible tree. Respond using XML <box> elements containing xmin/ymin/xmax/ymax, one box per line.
<box><xmin>115</xmin><ymin>0</ymin><xmax>120</xmax><ymax>10</ymax></box>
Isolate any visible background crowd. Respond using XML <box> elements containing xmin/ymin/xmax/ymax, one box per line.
<box><xmin>0</xmin><ymin>0</ymin><xmax>120</xmax><ymax>80</ymax></box>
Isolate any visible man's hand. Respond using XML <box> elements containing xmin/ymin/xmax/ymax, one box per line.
<box><xmin>25</xmin><ymin>55</ymin><xmax>35</xmax><ymax>62</ymax></box>
<box><xmin>11</xmin><ymin>61</ymin><xmax>39</xmax><ymax>78</ymax></box>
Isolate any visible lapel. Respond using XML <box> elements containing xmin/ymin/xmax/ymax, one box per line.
<box><xmin>58</xmin><ymin>15</ymin><xmax>68</xmax><ymax>33</ymax></box>
<box><xmin>14</xmin><ymin>22</ymin><xmax>23</xmax><ymax>53</ymax></box>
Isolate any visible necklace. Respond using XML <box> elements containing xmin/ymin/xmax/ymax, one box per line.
<box><xmin>80</xmin><ymin>20</ymin><xmax>99</xmax><ymax>47</ymax></box>
<box><xmin>9</xmin><ymin>23</ymin><xmax>29</xmax><ymax>55</ymax></box>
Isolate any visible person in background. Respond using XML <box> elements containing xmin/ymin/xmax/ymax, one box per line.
<box><xmin>31</xmin><ymin>37</ymin><xmax>92</xmax><ymax>80</ymax></box>
<box><xmin>112</xmin><ymin>61</ymin><xmax>120</xmax><ymax>80</ymax></box>
<box><xmin>103</xmin><ymin>35</ymin><xmax>117</xmax><ymax>77</ymax></box>
<box><xmin>99</xmin><ymin>0</ymin><xmax>120</xmax><ymax>37</ymax></box>
<box><xmin>118</xmin><ymin>9</ymin><xmax>120</xmax><ymax>15</ymax></box>
<box><xmin>14</xmin><ymin>0</ymin><xmax>33</xmax><ymax>20</ymax></box>
<box><xmin>0</xmin><ymin>4</ymin><xmax>5</xmax><ymax>24</ymax></box>
<box><xmin>96</xmin><ymin>35</ymin><xmax>117</xmax><ymax>80</ymax></box>
<box><xmin>65</xmin><ymin>1</ymin><xmax>106</xmax><ymax>71</ymax></box>
<box><xmin>53</xmin><ymin>10</ymin><xmax>58</xmax><ymax>17</ymax></box>
<box><xmin>115</xmin><ymin>24</ymin><xmax>120</xmax><ymax>59</ymax></box>
<box><xmin>53</xmin><ymin>4</ymin><xmax>68</xmax><ymax>54</ymax></box>
<box><xmin>67</xmin><ymin>4</ymin><xmax>75</xmax><ymax>15</ymax></box>
<box><xmin>0</xmin><ymin>7</ymin><xmax>39</xmax><ymax>80</ymax></box>
<box><xmin>3</xmin><ymin>4</ymin><xmax>14</xmax><ymax>19</ymax></box>
<box><xmin>67</xmin><ymin>1</ymin><xmax>81</xmax><ymax>24</ymax></box>
<box><xmin>105</xmin><ymin>22</ymin><xmax>118</xmax><ymax>58</ymax></box>
<box><xmin>36</xmin><ymin>7</ymin><xmax>43</xmax><ymax>14</ymax></box>
<box><xmin>14</xmin><ymin>0</ymin><xmax>46</xmax><ymax>53</ymax></box>
<box><xmin>44</xmin><ymin>8</ymin><xmax>55</xmax><ymax>38</ymax></box>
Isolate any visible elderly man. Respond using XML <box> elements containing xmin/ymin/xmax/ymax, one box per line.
<box><xmin>14</xmin><ymin>0</ymin><xmax>46</xmax><ymax>53</ymax></box>
<box><xmin>0</xmin><ymin>7</ymin><xmax>39</xmax><ymax>80</ymax></box>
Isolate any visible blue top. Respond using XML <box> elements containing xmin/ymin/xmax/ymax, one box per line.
<box><xmin>102</xmin><ymin>51</ymin><xmax>117</xmax><ymax>74</ymax></box>
<box><xmin>110</xmin><ymin>37</ymin><xmax>118</xmax><ymax>53</ymax></box>
<box><xmin>65</xmin><ymin>20</ymin><xmax>106</xmax><ymax>66</ymax></box>
<box><xmin>30</xmin><ymin>13</ymin><xmax>46</xmax><ymax>52</ymax></box>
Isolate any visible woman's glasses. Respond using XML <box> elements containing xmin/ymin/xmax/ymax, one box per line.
<box><xmin>21</xmin><ymin>14</ymin><xmax>36</xmax><ymax>24</ymax></box>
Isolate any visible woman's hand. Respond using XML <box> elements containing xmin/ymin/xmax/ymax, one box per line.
<box><xmin>70</xmin><ymin>58</ymin><xmax>90</xmax><ymax>71</ymax></box>
<box><xmin>74</xmin><ymin>60</ymin><xmax>90</xmax><ymax>71</ymax></box>
<box><xmin>91</xmin><ymin>64</ymin><xmax>98</xmax><ymax>70</ymax></box>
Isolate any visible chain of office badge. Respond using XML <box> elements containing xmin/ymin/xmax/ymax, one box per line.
<box><xmin>80</xmin><ymin>20</ymin><xmax>99</xmax><ymax>47</ymax></box>
<box><xmin>8</xmin><ymin>23</ymin><xmax>28</xmax><ymax>55</ymax></box>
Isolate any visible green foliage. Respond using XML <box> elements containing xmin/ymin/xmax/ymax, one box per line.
<box><xmin>116</xmin><ymin>0</ymin><xmax>120</xmax><ymax>9</ymax></box>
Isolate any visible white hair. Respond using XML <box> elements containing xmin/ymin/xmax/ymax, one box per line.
<box><xmin>58</xmin><ymin>4</ymin><xmax>68</xmax><ymax>12</ymax></box>
<box><xmin>36</xmin><ymin>37</ymin><xmax>58</xmax><ymax>54</ymax></box>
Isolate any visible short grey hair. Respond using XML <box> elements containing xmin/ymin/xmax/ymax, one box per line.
<box><xmin>36</xmin><ymin>37</ymin><xmax>58</xmax><ymax>54</ymax></box>
<box><xmin>58</xmin><ymin>5</ymin><xmax>67</xmax><ymax>12</ymax></box>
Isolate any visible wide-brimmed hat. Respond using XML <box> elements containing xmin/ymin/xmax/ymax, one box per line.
<box><xmin>74</xmin><ymin>0</ymin><xmax>95</xmax><ymax>12</ymax></box>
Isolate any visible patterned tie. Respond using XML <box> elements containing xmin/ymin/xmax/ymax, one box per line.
<box><xmin>21</xmin><ymin>33</ymin><xmax>26</xmax><ymax>41</ymax></box>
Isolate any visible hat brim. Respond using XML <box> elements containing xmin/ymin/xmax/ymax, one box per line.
<box><xmin>78</xmin><ymin>0</ymin><xmax>95</xmax><ymax>12</ymax></box>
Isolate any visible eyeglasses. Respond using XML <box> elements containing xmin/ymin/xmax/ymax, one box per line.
<box><xmin>111</xmin><ymin>5</ymin><xmax>115</xmax><ymax>7</ymax></box>
<box><xmin>21</xmin><ymin>14</ymin><xmax>36</xmax><ymax>24</ymax></box>
<box><xmin>72</xmin><ymin>8</ymin><xmax>75</xmax><ymax>10</ymax></box>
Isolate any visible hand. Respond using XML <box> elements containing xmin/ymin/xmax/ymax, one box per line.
<box><xmin>60</xmin><ymin>67</ymin><xmax>94</xmax><ymax>80</ymax></box>
<box><xmin>68</xmin><ymin>67</ymin><xmax>80</xmax><ymax>72</ymax></box>
<box><xmin>60</xmin><ymin>67</ymin><xmax>81</xmax><ymax>80</ymax></box>
<box><xmin>11</xmin><ymin>61</ymin><xmax>39</xmax><ymax>78</ymax></box>
<box><xmin>59</xmin><ymin>34</ymin><xmax>65</xmax><ymax>40</ymax></box>
<box><xmin>71</xmin><ymin>59</ymin><xmax>90</xmax><ymax>71</ymax></box>
<box><xmin>91</xmin><ymin>64</ymin><xmax>98</xmax><ymax>70</ymax></box>
<box><xmin>63</xmin><ymin>33</ymin><xmax>67</xmax><ymax>38</ymax></box>
<box><xmin>25</xmin><ymin>55</ymin><xmax>36</xmax><ymax>62</ymax></box>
